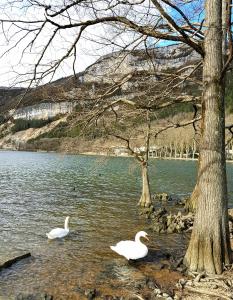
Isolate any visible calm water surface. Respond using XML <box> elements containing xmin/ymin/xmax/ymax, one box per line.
<box><xmin>0</xmin><ymin>151</ymin><xmax>233</xmax><ymax>299</ymax></box>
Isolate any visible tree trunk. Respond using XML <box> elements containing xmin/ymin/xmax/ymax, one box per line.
<box><xmin>138</xmin><ymin>162</ymin><xmax>152</xmax><ymax>207</ymax></box>
<box><xmin>192</xmin><ymin>140</ymin><xmax>196</xmax><ymax>160</ymax></box>
<box><xmin>186</xmin><ymin>140</ymin><xmax>199</xmax><ymax>213</ymax></box>
<box><xmin>184</xmin><ymin>0</ymin><xmax>231</xmax><ymax>274</ymax></box>
<box><xmin>185</xmin><ymin>182</ymin><xmax>199</xmax><ymax>212</ymax></box>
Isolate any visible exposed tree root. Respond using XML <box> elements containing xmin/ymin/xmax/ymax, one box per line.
<box><xmin>184</xmin><ymin>286</ymin><xmax>233</xmax><ymax>300</ymax></box>
<box><xmin>176</xmin><ymin>270</ymin><xmax>233</xmax><ymax>300</ymax></box>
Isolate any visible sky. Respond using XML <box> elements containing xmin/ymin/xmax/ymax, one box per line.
<box><xmin>0</xmin><ymin>1</ymin><xmax>106</xmax><ymax>87</ymax></box>
<box><xmin>0</xmin><ymin>19</ymin><xmax>99</xmax><ymax>87</ymax></box>
<box><xmin>0</xmin><ymin>0</ymin><xmax>204</xmax><ymax>88</ymax></box>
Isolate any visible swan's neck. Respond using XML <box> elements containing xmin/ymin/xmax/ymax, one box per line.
<box><xmin>135</xmin><ymin>233</ymin><xmax>143</xmax><ymax>244</ymax></box>
<box><xmin>64</xmin><ymin>218</ymin><xmax>69</xmax><ymax>230</ymax></box>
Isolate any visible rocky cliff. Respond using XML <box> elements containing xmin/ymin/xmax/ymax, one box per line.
<box><xmin>12</xmin><ymin>102</ymin><xmax>75</xmax><ymax>120</ymax></box>
<box><xmin>83</xmin><ymin>44</ymin><xmax>200</xmax><ymax>84</ymax></box>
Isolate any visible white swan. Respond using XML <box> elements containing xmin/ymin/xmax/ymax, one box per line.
<box><xmin>46</xmin><ymin>216</ymin><xmax>70</xmax><ymax>239</ymax></box>
<box><xmin>110</xmin><ymin>231</ymin><xmax>149</xmax><ymax>260</ymax></box>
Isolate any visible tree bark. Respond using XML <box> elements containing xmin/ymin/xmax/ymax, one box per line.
<box><xmin>138</xmin><ymin>162</ymin><xmax>152</xmax><ymax>207</ymax></box>
<box><xmin>185</xmin><ymin>182</ymin><xmax>199</xmax><ymax>212</ymax></box>
<box><xmin>184</xmin><ymin>0</ymin><xmax>232</xmax><ymax>274</ymax></box>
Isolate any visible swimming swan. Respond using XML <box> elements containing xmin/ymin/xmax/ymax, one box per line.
<box><xmin>46</xmin><ymin>216</ymin><xmax>70</xmax><ymax>239</ymax></box>
<box><xmin>110</xmin><ymin>231</ymin><xmax>149</xmax><ymax>260</ymax></box>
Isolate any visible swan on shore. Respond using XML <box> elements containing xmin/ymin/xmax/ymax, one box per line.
<box><xmin>110</xmin><ymin>231</ymin><xmax>149</xmax><ymax>260</ymax></box>
<box><xmin>46</xmin><ymin>216</ymin><xmax>70</xmax><ymax>239</ymax></box>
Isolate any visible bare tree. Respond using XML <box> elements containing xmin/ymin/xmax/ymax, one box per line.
<box><xmin>109</xmin><ymin>110</ymin><xmax>152</xmax><ymax>208</ymax></box>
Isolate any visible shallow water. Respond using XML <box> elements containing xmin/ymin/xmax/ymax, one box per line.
<box><xmin>0</xmin><ymin>151</ymin><xmax>233</xmax><ymax>299</ymax></box>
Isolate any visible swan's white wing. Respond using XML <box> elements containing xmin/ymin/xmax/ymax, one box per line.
<box><xmin>110</xmin><ymin>240</ymin><xmax>148</xmax><ymax>260</ymax></box>
<box><xmin>46</xmin><ymin>228</ymin><xmax>69</xmax><ymax>239</ymax></box>
<box><xmin>115</xmin><ymin>240</ymin><xmax>135</xmax><ymax>249</ymax></box>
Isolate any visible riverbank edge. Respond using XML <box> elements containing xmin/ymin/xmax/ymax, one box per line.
<box><xmin>0</xmin><ymin>147</ymin><xmax>198</xmax><ymax>160</ymax></box>
<box><xmin>2</xmin><ymin>147</ymin><xmax>233</xmax><ymax>165</ymax></box>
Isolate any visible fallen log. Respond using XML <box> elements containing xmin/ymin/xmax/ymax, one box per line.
<box><xmin>0</xmin><ymin>252</ymin><xmax>31</xmax><ymax>271</ymax></box>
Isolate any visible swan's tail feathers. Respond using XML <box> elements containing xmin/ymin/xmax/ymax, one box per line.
<box><xmin>110</xmin><ymin>246</ymin><xmax>116</xmax><ymax>251</ymax></box>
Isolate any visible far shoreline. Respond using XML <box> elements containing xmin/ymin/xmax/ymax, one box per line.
<box><xmin>2</xmin><ymin>147</ymin><xmax>233</xmax><ymax>164</ymax></box>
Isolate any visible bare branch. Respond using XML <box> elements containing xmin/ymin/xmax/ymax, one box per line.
<box><xmin>221</xmin><ymin>0</ymin><xmax>233</xmax><ymax>78</ymax></box>
<box><xmin>154</xmin><ymin>116</ymin><xmax>201</xmax><ymax>138</ymax></box>
<box><xmin>151</xmin><ymin>0</ymin><xmax>203</xmax><ymax>55</ymax></box>
<box><xmin>110</xmin><ymin>133</ymin><xmax>144</xmax><ymax>163</ymax></box>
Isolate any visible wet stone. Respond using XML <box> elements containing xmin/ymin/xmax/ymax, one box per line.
<box><xmin>134</xmin><ymin>282</ymin><xmax>143</xmax><ymax>290</ymax></box>
<box><xmin>146</xmin><ymin>279</ymin><xmax>157</xmax><ymax>289</ymax></box>
<box><xmin>151</xmin><ymin>208</ymin><xmax>194</xmax><ymax>234</ymax></box>
<box><xmin>84</xmin><ymin>288</ymin><xmax>98</xmax><ymax>299</ymax></box>
<box><xmin>152</xmin><ymin>193</ymin><xmax>171</xmax><ymax>202</ymax></box>
<box><xmin>102</xmin><ymin>296</ymin><xmax>124</xmax><ymax>300</ymax></box>
<box><xmin>174</xmin><ymin>295</ymin><xmax>182</xmax><ymax>300</ymax></box>
<box><xmin>177</xmin><ymin>198</ymin><xmax>188</xmax><ymax>206</ymax></box>
<box><xmin>176</xmin><ymin>266</ymin><xmax>187</xmax><ymax>273</ymax></box>
<box><xmin>16</xmin><ymin>293</ymin><xmax>53</xmax><ymax>300</ymax></box>
<box><xmin>154</xmin><ymin>288</ymin><xmax>162</xmax><ymax>295</ymax></box>
<box><xmin>153</xmin><ymin>263</ymin><xmax>166</xmax><ymax>270</ymax></box>
<box><xmin>173</xmin><ymin>257</ymin><xmax>183</xmax><ymax>269</ymax></box>
<box><xmin>162</xmin><ymin>292</ymin><xmax>170</xmax><ymax>298</ymax></box>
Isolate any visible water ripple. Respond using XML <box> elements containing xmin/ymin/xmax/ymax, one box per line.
<box><xmin>0</xmin><ymin>151</ymin><xmax>233</xmax><ymax>297</ymax></box>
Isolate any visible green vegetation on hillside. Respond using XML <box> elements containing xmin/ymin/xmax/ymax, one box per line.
<box><xmin>12</xmin><ymin>118</ymin><xmax>54</xmax><ymax>133</ymax></box>
<box><xmin>156</xmin><ymin>103</ymin><xmax>194</xmax><ymax>119</ymax></box>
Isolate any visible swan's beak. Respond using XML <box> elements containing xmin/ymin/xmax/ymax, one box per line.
<box><xmin>145</xmin><ymin>235</ymin><xmax>149</xmax><ymax>241</ymax></box>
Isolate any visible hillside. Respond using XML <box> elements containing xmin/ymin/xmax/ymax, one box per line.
<box><xmin>0</xmin><ymin>43</ymin><xmax>232</xmax><ymax>156</ymax></box>
<box><xmin>0</xmin><ymin>44</ymin><xmax>201</xmax><ymax>110</ymax></box>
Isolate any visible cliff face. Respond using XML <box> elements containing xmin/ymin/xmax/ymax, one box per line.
<box><xmin>83</xmin><ymin>44</ymin><xmax>200</xmax><ymax>83</ymax></box>
<box><xmin>12</xmin><ymin>102</ymin><xmax>75</xmax><ymax>120</ymax></box>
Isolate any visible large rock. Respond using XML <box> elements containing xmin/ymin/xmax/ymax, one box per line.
<box><xmin>151</xmin><ymin>208</ymin><xmax>194</xmax><ymax>234</ymax></box>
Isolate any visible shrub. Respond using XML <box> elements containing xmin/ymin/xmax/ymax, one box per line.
<box><xmin>156</xmin><ymin>103</ymin><xmax>193</xmax><ymax>119</ymax></box>
<box><xmin>12</xmin><ymin>118</ymin><xmax>53</xmax><ymax>133</ymax></box>
<box><xmin>36</xmin><ymin>122</ymin><xmax>69</xmax><ymax>139</ymax></box>
<box><xmin>0</xmin><ymin>115</ymin><xmax>5</xmax><ymax>125</ymax></box>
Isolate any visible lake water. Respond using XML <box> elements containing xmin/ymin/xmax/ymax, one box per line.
<box><xmin>0</xmin><ymin>151</ymin><xmax>233</xmax><ymax>299</ymax></box>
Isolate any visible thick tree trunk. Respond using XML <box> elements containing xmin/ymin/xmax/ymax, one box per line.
<box><xmin>185</xmin><ymin>182</ymin><xmax>199</xmax><ymax>212</ymax></box>
<box><xmin>186</xmin><ymin>147</ymin><xmax>201</xmax><ymax>213</ymax></box>
<box><xmin>184</xmin><ymin>0</ymin><xmax>232</xmax><ymax>274</ymax></box>
<box><xmin>138</xmin><ymin>162</ymin><xmax>152</xmax><ymax>207</ymax></box>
